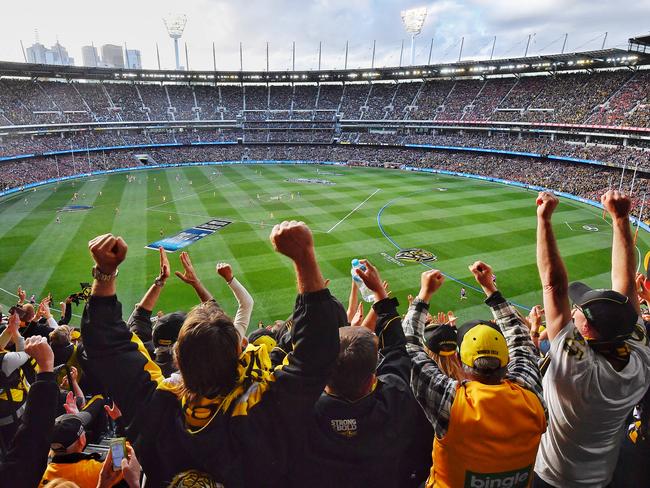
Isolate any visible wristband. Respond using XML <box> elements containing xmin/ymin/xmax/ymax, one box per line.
<box><xmin>154</xmin><ymin>277</ymin><xmax>166</xmax><ymax>288</ymax></box>
<box><xmin>92</xmin><ymin>266</ymin><xmax>118</xmax><ymax>282</ymax></box>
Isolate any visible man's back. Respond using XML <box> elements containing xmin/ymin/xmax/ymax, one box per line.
<box><xmin>433</xmin><ymin>380</ymin><xmax>546</xmax><ymax>488</ymax></box>
<box><xmin>535</xmin><ymin>322</ymin><xmax>650</xmax><ymax>487</ymax></box>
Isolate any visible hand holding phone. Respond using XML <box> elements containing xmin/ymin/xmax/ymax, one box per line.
<box><xmin>109</xmin><ymin>437</ymin><xmax>127</xmax><ymax>471</ymax></box>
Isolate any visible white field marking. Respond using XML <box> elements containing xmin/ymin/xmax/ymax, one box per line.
<box><xmin>326</xmin><ymin>189</ymin><xmax>381</xmax><ymax>234</ymax></box>
<box><xmin>146</xmin><ymin>176</ymin><xmax>257</xmax><ymax>211</ymax></box>
<box><xmin>0</xmin><ymin>287</ymin><xmax>83</xmax><ymax>318</ymax></box>
<box><xmin>564</xmin><ymin>222</ymin><xmax>574</xmax><ymax>231</ymax></box>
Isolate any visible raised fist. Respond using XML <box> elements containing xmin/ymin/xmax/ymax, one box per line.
<box><xmin>216</xmin><ymin>263</ymin><xmax>234</xmax><ymax>283</ymax></box>
<box><xmin>601</xmin><ymin>190</ymin><xmax>631</xmax><ymax>220</ymax></box>
<box><xmin>536</xmin><ymin>191</ymin><xmax>559</xmax><ymax>221</ymax></box>
<box><xmin>469</xmin><ymin>261</ymin><xmax>495</xmax><ymax>291</ymax></box>
<box><xmin>419</xmin><ymin>269</ymin><xmax>445</xmax><ymax>300</ymax></box>
<box><xmin>88</xmin><ymin>234</ymin><xmax>128</xmax><ymax>275</ymax></box>
<box><xmin>24</xmin><ymin>336</ymin><xmax>54</xmax><ymax>373</ymax></box>
<box><xmin>270</xmin><ymin>220</ymin><xmax>314</xmax><ymax>262</ymax></box>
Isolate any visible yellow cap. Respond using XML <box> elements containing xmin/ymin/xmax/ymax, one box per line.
<box><xmin>70</xmin><ymin>329</ymin><xmax>81</xmax><ymax>340</ymax></box>
<box><xmin>252</xmin><ymin>335</ymin><xmax>277</xmax><ymax>350</ymax></box>
<box><xmin>459</xmin><ymin>324</ymin><xmax>508</xmax><ymax>368</ymax></box>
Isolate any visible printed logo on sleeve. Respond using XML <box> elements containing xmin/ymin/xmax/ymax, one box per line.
<box><xmin>464</xmin><ymin>466</ymin><xmax>531</xmax><ymax>488</ymax></box>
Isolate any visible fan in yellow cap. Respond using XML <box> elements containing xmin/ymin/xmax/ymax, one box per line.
<box><xmin>457</xmin><ymin>320</ymin><xmax>509</xmax><ymax>369</ymax></box>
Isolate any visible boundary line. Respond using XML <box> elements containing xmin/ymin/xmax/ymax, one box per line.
<box><xmin>327</xmin><ymin>189</ymin><xmax>381</xmax><ymax>234</ymax></box>
<box><xmin>376</xmin><ymin>189</ymin><xmax>532</xmax><ymax>311</ymax></box>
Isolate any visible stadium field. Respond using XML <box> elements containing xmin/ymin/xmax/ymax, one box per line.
<box><xmin>1</xmin><ymin>163</ymin><xmax>646</xmax><ymax>329</ymax></box>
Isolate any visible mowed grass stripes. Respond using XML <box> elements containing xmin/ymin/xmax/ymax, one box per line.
<box><xmin>0</xmin><ymin>164</ymin><xmax>647</xmax><ymax>331</ymax></box>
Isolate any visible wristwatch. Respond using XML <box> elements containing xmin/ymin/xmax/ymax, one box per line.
<box><xmin>92</xmin><ymin>266</ymin><xmax>118</xmax><ymax>282</ymax></box>
<box><xmin>154</xmin><ymin>277</ymin><xmax>166</xmax><ymax>287</ymax></box>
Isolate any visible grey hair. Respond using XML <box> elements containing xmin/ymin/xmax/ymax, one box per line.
<box><xmin>462</xmin><ymin>356</ymin><xmax>506</xmax><ymax>383</ymax></box>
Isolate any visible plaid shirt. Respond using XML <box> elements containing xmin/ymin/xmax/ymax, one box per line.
<box><xmin>403</xmin><ymin>291</ymin><xmax>547</xmax><ymax>438</ymax></box>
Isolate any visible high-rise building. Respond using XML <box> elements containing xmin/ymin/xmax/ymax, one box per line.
<box><xmin>82</xmin><ymin>45</ymin><xmax>99</xmax><ymax>67</ymax></box>
<box><xmin>101</xmin><ymin>44</ymin><xmax>124</xmax><ymax>68</ymax></box>
<box><xmin>26</xmin><ymin>41</ymin><xmax>74</xmax><ymax>65</ymax></box>
<box><xmin>125</xmin><ymin>49</ymin><xmax>142</xmax><ymax>69</ymax></box>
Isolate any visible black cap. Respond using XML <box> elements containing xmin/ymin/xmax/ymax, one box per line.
<box><xmin>568</xmin><ymin>282</ymin><xmax>638</xmax><ymax>341</ymax></box>
<box><xmin>51</xmin><ymin>417</ymin><xmax>84</xmax><ymax>451</ymax></box>
<box><xmin>423</xmin><ymin>323</ymin><xmax>458</xmax><ymax>356</ymax></box>
<box><xmin>153</xmin><ymin>312</ymin><xmax>186</xmax><ymax>348</ymax></box>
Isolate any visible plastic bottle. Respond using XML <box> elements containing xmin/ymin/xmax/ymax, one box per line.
<box><xmin>351</xmin><ymin>259</ymin><xmax>375</xmax><ymax>302</ymax></box>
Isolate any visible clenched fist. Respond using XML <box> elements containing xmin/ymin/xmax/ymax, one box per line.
<box><xmin>88</xmin><ymin>234</ymin><xmax>128</xmax><ymax>275</ymax></box>
<box><xmin>601</xmin><ymin>190</ymin><xmax>631</xmax><ymax>220</ymax></box>
<box><xmin>536</xmin><ymin>192</ymin><xmax>558</xmax><ymax>221</ymax></box>
<box><xmin>217</xmin><ymin>263</ymin><xmax>234</xmax><ymax>283</ymax></box>
<box><xmin>270</xmin><ymin>220</ymin><xmax>314</xmax><ymax>262</ymax></box>
<box><xmin>418</xmin><ymin>269</ymin><xmax>445</xmax><ymax>302</ymax></box>
<box><xmin>469</xmin><ymin>261</ymin><xmax>496</xmax><ymax>295</ymax></box>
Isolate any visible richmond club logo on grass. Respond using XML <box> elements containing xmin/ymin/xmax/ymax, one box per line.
<box><xmin>395</xmin><ymin>248</ymin><xmax>437</xmax><ymax>263</ymax></box>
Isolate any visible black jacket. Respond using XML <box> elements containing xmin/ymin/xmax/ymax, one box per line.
<box><xmin>81</xmin><ymin>289</ymin><xmax>345</xmax><ymax>488</ymax></box>
<box><xmin>0</xmin><ymin>372</ymin><xmax>59</xmax><ymax>488</ymax></box>
<box><xmin>289</xmin><ymin>297</ymin><xmax>434</xmax><ymax>488</ymax></box>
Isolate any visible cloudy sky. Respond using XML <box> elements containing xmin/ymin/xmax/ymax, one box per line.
<box><xmin>1</xmin><ymin>0</ymin><xmax>648</xmax><ymax>71</ymax></box>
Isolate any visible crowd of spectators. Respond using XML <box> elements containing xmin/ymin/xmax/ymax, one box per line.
<box><xmin>2</xmin><ymin>185</ymin><xmax>650</xmax><ymax>487</ymax></box>
<box><xmin>2</xmin><ymin>140</ymin><xmax>649</xmax><ymax>221</ymax></box>
<box><xmin>0</xmin><ymin>70</ymin><xmax>649</xmax><ymax>127</ymax></box>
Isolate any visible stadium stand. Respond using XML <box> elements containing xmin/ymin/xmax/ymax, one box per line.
<box><xmin>2</xmin><ymin>39</ymin><xmax>650</xmax><ymax>487</ymax></box>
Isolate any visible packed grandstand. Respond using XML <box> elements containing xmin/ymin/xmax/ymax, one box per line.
<box><xmin>2</xmin><ymin>30</ymin><xmax>650</xmax><ymax>488</ymax></box>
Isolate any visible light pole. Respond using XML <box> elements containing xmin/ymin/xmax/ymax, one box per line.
<box><xmin>400</xmin><ymin>7</ymin><xmax>428</xmax><ymax>66</ymax></box>
<box><xmin>163</xmin><ymin>14</ymin><xmax>188</xmax><ymax>70</ymax></box>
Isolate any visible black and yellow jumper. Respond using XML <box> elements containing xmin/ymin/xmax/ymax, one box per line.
<box><xmin>81</xmin><ymin>289</ymin><xmax>346</xmax><ymax>488</ymax></box>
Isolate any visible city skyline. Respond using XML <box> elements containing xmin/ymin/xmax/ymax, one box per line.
<box><xmin>2</xmin><ymin>0</ymin><xmax>649</xmax><ymax>72</ymax></box>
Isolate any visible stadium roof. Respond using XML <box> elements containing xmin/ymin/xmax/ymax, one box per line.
<box><xmin>0</xmin><ymin>47</ymin><xmax>647</xmax><ymax>83</ymax></box>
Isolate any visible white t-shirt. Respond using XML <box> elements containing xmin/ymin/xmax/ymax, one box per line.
<box><xmin>535</xmin><ymin>321</ymin><xmax>650</xmax><ymax>487</ymax></box>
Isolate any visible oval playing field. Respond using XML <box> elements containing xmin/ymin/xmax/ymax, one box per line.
<box><xmin>1</xmin><ymin>163</ymin><xmax>644</xmax><ymax>328</ymax></box>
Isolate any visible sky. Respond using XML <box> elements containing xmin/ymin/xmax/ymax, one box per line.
<box><xmin>1</xmin><ymin>0</ymin><xmax>648</xmax><ymax>71</ymax></box>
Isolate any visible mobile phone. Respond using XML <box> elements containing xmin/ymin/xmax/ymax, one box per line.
<box><xmin>109</xmin><ymin>437</ymin><xmax>127</xmax><ymax>471</ymax></box>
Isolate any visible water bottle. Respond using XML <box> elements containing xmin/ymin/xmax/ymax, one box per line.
<box><xmin>351</xmin><ymin>259</ymin><xmax>375</xmax><ymax>303</ymax></box>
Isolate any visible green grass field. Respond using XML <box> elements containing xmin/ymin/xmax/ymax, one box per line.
<box><xmin>1</xmin><ymin>163</ymin><xmax>647</xmax><ymax>329</ymax></box>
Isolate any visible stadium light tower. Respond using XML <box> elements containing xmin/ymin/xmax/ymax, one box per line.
<box><xmin>163</xmin><ymin>14</ymin><xmax>188</xmax><ymax>70</ymax></box>
<box><xmin>401</xmin><ymin>7</ymin><xmax>427</xmax><ymax>66</ymax></box>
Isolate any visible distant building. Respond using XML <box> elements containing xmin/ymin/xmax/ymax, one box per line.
<box><xmin>125</xmin><ymin>49</ymin><xmax>142</xmax><ymax>69</ymax></box>
<box><xmin>81</xmin><ymin>45</ymin><xmax>99</xmax><ymax>67</ymax></box>
<box><xmin>26</xmin><ymin>41</ymin><xmax>74</xmax><ymax>66</ymax></box>
<box><xmin>101</xmin><ymin>44</ymin><xmax>124</xmax><ymax>68</ymax></box>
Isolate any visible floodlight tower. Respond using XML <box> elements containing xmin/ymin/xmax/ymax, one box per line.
<box><xmin>163</xmin><ymin>14</ymin><xmax>188</xmax><ymax>70</ymax></box>
<box><xmin>400</xmin><ymin>7</ymin><xmax>428</xmax><ymax>66</ymax></box>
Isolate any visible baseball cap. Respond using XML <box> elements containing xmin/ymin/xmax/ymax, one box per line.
<box><xmin>457</xmin><ymin>320</ymin><xmax>508</xmax><ymax>369</ymax></box>
<box><xmin>423</xmin><ymin>323</ymin><xmax>457</xmax><ymax>356</ymax></box>
<box><xmin>51</xmin><ymin>416</ymin><xmax>85</xmax><ymax>451</ymax></box>
<box><xmin>153</xmin><ymin>312</ymin><xmax>186</xmax><ymax>348</ymax></box>
<box><xmin>568</xmin><ymin>282</ymin><xmax>638</xmax><ymax>341</ymax></box>
<box><xmin>247</xmin><ymin>328</ymin><xmax>278</xmax><ymax>350</ymax></box>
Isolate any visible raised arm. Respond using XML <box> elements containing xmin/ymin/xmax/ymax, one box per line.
<box><xmin>347</xmin><ymin>279</ymin><xmax>359</xmax><ymax>322</ymax></box>
<box><xmin>602</xmin><ymin>190</ymin><xmax>639</xmax><ymax>314</ymax></box>
<box><xmin>127</xmin><ymin>247</ymin><xmax>170</xmax><ymax>353</ymax></box>
<box><xmin>0</xmin><ymin>313</ymin><xmax>30</xmax><ymax>377</ymax></box>
<box><xmin>269</xmin><ymin>221</ymin><xmax>344</xmax><ymax>400</ymax></box>
<box><xmin>136</xmin><ymin>247</ymin><xmax>170</xmax><ymax>313</ymax></box>
<box><xmin>217</xmin><ymin>263</ymin><xmax>254</xmax><ymax>340</ymax></box>
<box><xmin>355</xmin><ymin>259</ymin><xmax>409</xmax><ymax>380</ymax></box>
<box><xmin>83</xmin><ymin>234</ymin><xmax>163</xmax><ymax>434</ymax></box>
<box><xmin>174</xmin><ymin>251</ymin><xmax>214</xmax><ymax>303</ymax></box>
<box><xmin>469</xmin><ymin>261</ymin><xmax>545</xmax><ymax>410</ymax></box>
<box><xmin>402</xmin><ymin>269</ymin><xmax>457</xmax><ymax>436</ymax></box>
<box><xmin>536</xmin><ymin>192</ymin><xmax>572</xmax><ymax>340</ymax></box>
